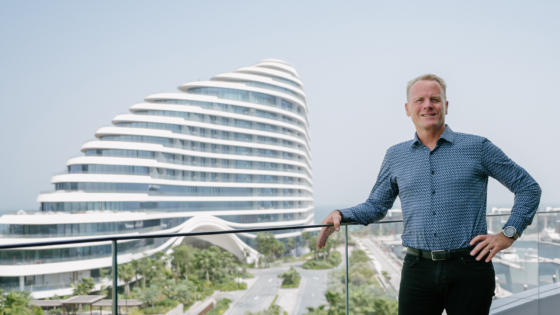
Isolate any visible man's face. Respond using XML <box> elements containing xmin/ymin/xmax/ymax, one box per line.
<box><xmin>405</xmin><ymin>80</ymin><xmax>448</xmax><ymax>131</ymax></box>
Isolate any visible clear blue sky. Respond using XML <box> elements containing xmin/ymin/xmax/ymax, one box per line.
<box><xmin>1</xmin><ymin>1</ymin><xmax>559</xmax><ymax>212</ymax></box>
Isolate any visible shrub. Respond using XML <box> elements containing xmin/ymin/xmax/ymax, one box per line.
<box><xmin>155</xmin><ymin>298</ymin><xmax>179</xmax><ymax>307</ymax></box>
<box><xmin>349</xmin><ymin>249</ymin><xmax>369</xmax><ymax>264</ymax></box>
<box><xmin>216</xmin><ymin>281</ymin><xmax>247</xmax><ymax>291</ymax></box>
<box><xmin>302</xmin><ymin>251</ymin><xmax>342</xmax><ymax>269</ymax></box>
<box><xmin>207</xmin><ymin>298</ymin><xmax>231</xmax><ymax>315</ymax></box>
<box><xmin>278</xmin><ymin>266</ymin><xmax>301</xmax><ymax>288</ymax></box>
<box><xmin>144</xmin><ymin>306</ymin><xmax>166</xmax><ymax>314</ymax></box>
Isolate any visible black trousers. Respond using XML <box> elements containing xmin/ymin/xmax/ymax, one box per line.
<box><xmin>398</xmin><ymin>253</ymin><xmax>495</xmax><ymax>315</ymax></box>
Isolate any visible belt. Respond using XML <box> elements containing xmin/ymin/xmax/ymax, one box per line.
<box><xmin>406</xmin><ymin>245</ymin><xmax>476</xmax><ymax>261</ymax></box>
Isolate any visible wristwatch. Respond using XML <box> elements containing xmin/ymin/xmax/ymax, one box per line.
<box><xmin>502</xmin><ymin>226</ymin><xmax>520</xmax><ymax>240</ymax></box>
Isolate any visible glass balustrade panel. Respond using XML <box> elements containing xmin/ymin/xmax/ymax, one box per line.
<box><xmin>488</xmin><ymin>213</ymin><xmax>539</xmax><ymax>314</ymax></box>
<box><xmin>346</xmin><ymin>220</ymin><xmax>401</xmax><ymax>315</ymax></box>
<box><xmin>537</xmin><ymin>210</ymin><xmax>560</xmax><ymax>314</ymax></box>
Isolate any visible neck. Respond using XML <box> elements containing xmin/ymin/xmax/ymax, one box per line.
<box><xmin>416</xmin><ymin>124</ymin><xmax>446</xmax><ymax>150</ymax></box>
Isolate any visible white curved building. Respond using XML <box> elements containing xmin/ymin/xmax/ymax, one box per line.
<box><xmin>0</xmin><ymin>59</ymin><xmax>313</xmax><ymax>297</ymax></box>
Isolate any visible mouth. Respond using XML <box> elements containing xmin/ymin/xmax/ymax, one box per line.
<box><xmin>421</xmin><ymin>114</ymin><xmax>436</xmax><ymax>117</ymax></box>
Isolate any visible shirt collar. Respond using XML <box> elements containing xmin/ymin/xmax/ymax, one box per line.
<box><xmin>411</xmin><ymin>125</ymin><xmax>455</xmax><ymax>148</ymax></box>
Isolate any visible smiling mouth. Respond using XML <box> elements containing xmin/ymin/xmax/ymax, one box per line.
<box><xmin>421</xmin><ymin>114</ymin><xmax>436</xmax><ymax>117</ymax></box>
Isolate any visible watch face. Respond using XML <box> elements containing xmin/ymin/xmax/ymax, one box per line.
<box><xmin>504</xmin><ymin>226</ymin><xmax>516</xmax><ymax>237</ymax></box>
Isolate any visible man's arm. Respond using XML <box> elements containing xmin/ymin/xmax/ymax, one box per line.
<box><xmin>470</xmin><ymin>139</ymin><xmax>542</xmax><ymax>262</ymax></box>
<box><xmin>317</xmin><ymin>151</ymin><xmax>399</xmax><ymax>249</ymax></box>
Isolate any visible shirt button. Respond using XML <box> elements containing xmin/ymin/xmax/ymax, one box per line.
<box><xmin>434</xmin><ymin>233</ymin><xmax>437</xmax><ymax>237</ymax></box>
<box><xmin>432</xmin><ymin>190</ymin><xmax>436</xmax><ymax>195</ymax></box>
<box><xmin>431</xmin><ymin>171</ymin><xmax>435</xmax><ymax>175</ymax></box>
<box><xmin>433</xmin><ymin>212</ymin><xmax>436</xmax><ymax>215</ymax></box>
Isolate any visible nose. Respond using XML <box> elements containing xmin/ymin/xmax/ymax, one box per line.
<box><xmin>423</xmin><ymin>100</ymin><xmax>434</xmax><ymax>109</ymax></box>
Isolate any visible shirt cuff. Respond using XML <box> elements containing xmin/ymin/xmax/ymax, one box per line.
<box><xmin>338</xmin><ymin>208</ymin><xmax>357</xmax><ymax>224</ymax></box>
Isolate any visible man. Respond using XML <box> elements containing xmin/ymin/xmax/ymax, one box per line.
<box><xmin>317</xmin><ymin>74</ymin><xmax>541</xmax><ymax>315</ymax></box>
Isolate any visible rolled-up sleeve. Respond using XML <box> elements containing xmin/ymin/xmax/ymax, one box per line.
<box><xmin>481</xmin><ymin>139</ymin><xmax>542</xmax><ymax>236</ymax></box>
<box><xmin>339</xmin><ymin>150</ymin><xmax>399</xmax><ymax>225</ymax></box>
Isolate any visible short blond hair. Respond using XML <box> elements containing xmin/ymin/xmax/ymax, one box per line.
<box><xmin>406</xmin><ymin>74</ymin><xmax>447</xmax><ymax>102</ymax></box>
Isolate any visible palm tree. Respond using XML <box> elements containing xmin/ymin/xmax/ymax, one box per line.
<box><xmin>72</xmin><ymin>277</ymin><xmax>95</xmax><ymax>311</ymax></box>
<box><xmin>118</xmin><ymin>263</ymin><xmax>136</xmax><ymax>296</ymax></box>
<box><xmin>130</xmin><ymin>259</ymin><xmax>141</xmax><ymax>289</ymax></box>
<box><xmin>196</xmin><ymin>249</ymin><xmax>217</xmax><ymax>282</ymax></box>
<box><xmin>170</xmin><ymin>244</ymin><xmax>195</xmax><ymax>280</ymax></box>
<box><xmin>137</xmin><ymin>257</ymin><xmax>152</xmax><ymax>289</ymax></box>
<box><xmin>0</xmin><ymin>290</ymin><xmax>42</xmax><ymax>315</ymax></box>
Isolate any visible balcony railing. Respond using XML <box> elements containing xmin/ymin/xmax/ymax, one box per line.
<box><xmin>1</xmin><ymin>211</ymin><xmax>559</xmax><ymax>314</ymax></box>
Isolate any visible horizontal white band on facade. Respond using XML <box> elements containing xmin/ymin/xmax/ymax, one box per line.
<box><xmin>80</xmin><ymin>141</ymin><xmax>313</xmax><ymax>173</ymax></box>
<box><xmin>211</xmin><ymin>72</ymin><xmax>306</xmax><ymax>99</ymax></box>
<box><xmin>111</xmin><ymin>113</ymin><xmax>312</xmax><ymax>154</ymax></box>
<box><xmin>236</xmin><ymin>65</ymin><xmax>303</xmax><ymax>87</ymax></box>
<box><xmin>36</xmin><ymin>191</ymin><xmax>313</xmax><ymax>202</ymax></box>
<box><xmin>64</xmin><ymin>156</ymin><xmax>313</xmax><ymax>181</ymax></box>
<box><xmin>141</xmin><ymin>93</ymin><xmax>310</xmax><ymax>135</ymax></box>
<box><xmin>129</xmin><ymin>103</ymin><xmax>310</xmax><ymax>137</ymax></box>
<box><xmin>177</xmin><ymin>80</ymin><xmax>307</xmax><ymax>113</ymax></box>
<box><xmin>236</xmin><ymin>64</ymin><xmax>303</xmax><ymax>85</ymax></box>
<box><xmin>250</xmin><ymin>61</ymin><xmax>301</xmax><ymax>78</ymax></box>
<box><xmin>94</xmin><ymin>127</ymin><xmax>313</xmax><ymax>164</ymax></box>
<box><xmin>49</xmin><ymin>174</ymin><xmax>313</xmax><ymax>192</ymax></box>
<box><xmin>131</xmin><ymin>102</ymin><xmax>310</xmax><ymax>140</ymax></box>
<box><xmin>0</xmin><ymin>206</ymin><xmax>314</xmax><ymax>225</ymax></box>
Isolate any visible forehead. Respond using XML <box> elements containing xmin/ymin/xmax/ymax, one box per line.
<box><xmin>409</xmin><ymin>80</ymin><xmax>444</xmax><ymax>98</ymax></box>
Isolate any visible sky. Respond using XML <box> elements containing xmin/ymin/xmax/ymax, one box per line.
<box><xmin>0</xmin><ymin>1</ymin><xmax>559</xmax><ymax>213</ymax></box>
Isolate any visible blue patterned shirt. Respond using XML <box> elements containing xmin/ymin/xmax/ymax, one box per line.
<box><xmin>339</xmin><ymin>126</ymin><xmax>541</xmax><ymax>251</ymax></box>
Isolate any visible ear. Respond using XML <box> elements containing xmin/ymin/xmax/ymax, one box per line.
<box><xmin>405</xmin><ymin>103</ymin><xmax>411</xmax><ymax>117</ymax></box>
<box><xmin>445</xmin><ymin>100</ymin><xmax>449</xmax><ymax>115</ymax></box>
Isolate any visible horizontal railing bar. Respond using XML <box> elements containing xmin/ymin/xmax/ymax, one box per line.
<box><xmin>1</xmin><ymin>210</ymin><xmax>558</xmax><ymax>250</ymax></box>
<box><xmin>0</xmin><ymin>223</ymin><xmax>351</xmax><ymax>250</ymax></box>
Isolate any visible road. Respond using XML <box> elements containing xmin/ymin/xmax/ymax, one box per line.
<box><xmin>360</xmin><ymin>237</ymin><xmax>402</xmax><ymax>289</ymax></box>
<box><xmin>226</xmin><ymin>267</ymin><xmax>283</xmax><ymax>315</ymax></box>
<box><xmin>226</xmin><ymin>261</ymin><xmax>335</xmax><ymax>315</ymax></box>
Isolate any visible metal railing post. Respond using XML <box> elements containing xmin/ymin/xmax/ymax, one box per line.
<box><xmin>345</xmin><ymin>225</ymin><xmax>349</xmax><ymax>315</ymax></box>
<box><xmin>112</xmin><ymin>239</ymin><xmax>118</xmax><ymax>315</ymax></box>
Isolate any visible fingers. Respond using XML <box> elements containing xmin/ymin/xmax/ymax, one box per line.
<box><xmin>317</xmin><ymin>227</ymin><xmax>328</xmax><ymax>249</ymax></box>
<box><xmin>333</xmin><ymin>212</ymin><xmax>341</xmax><ymax>232</ymax></box>
<box><xmin>485</xmin><ymin>247</ymin><xmax>498</xmax><ymax>262</ymax></box>
<box><xmin>469</xmin><ymin>234</ymin><xmax>487</xmax><ymax>246</ymax></box>
<box><xmin>317</xmin><ymin>226</ymin><xmax>335</xmax><ymax>249</ymax></box>
<box><xmin>476</xmin><ymin>246</ymin><xmax>490</xmax><ymax>261</ymax></box>
<box><xmin>470</xmin><ymin>237</ymin><xmax>489</xmax><ymax>257</ymax></box>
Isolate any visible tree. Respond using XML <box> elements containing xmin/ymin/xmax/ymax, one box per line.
<box><xmin>286</xmin><ymin>238</ymin><xmax>296</xmax><ymax>257</ymax></box>
<box><xmin>72</xmin><ymin>277</ymin><xmax>95</xmax><ymax>311</ymax></box>
<box><xmin>134</xmin><ymin>286</ymin><xmax>160</xmax><ymax>308</ymax></box>
<box><xmin>0</xmin><ymin>290</ymin><xmax>42</xmax><ymax>315</ymax></box>
<box><xmin>255</xmin><ymin>232</ymin><xmax>285</xmax><ymax>262</ymax></box>
<box><xmin>118</xmin><ymin>263</ymin><xmax>136</xmax><ymax>296</ymax></box>
<box><xmin>170</xmin><ymin>244</ymin><xmax>195</xmax><ymax>280</ymax></box>
<box><xmin>130</xmin><ymin>259</ymin><xmax>142</xmax><ymax>289</ymax></box>
<box><xmin>195</xmin><ymin>247</ymin><xmax>219</xmax><ymax>282</ymax></box>
<box><xmin>137</xmin><ymin>256</ymin><xmax>152</xmax><ymax>289</ymax></box>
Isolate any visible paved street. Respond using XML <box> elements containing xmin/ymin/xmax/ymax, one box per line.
<box><xmin>360</xmin><ymin>237</ymin><xmax>402</xmax><ymax>289</ymax></box>
<box><xmin>225</xmin><ymin>260</ymin><xmax>336</xmax><ymax>315</ymax></box>
<box><xmin>226</xmin><ymin>267</ymin><xmax>283</xmax><ymax>315</ymax></box>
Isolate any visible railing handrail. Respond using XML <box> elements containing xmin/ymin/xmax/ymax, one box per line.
<box><xmin>1</xmin><ymin>210</ymin><xmax>559</xmax><ymax>250</ymax></box>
